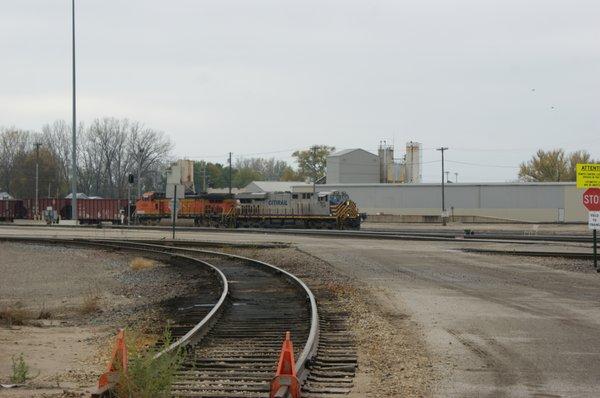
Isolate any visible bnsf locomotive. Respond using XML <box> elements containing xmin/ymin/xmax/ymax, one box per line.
<box><xmin>135</xmin><ymin>190</ymin><xmax>361</xmax><ymax>230</ymax></box>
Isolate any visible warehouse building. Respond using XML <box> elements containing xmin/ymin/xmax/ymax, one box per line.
<box><xmin>326</xmin><ymin>149</ymin><xmax>380</xmax><ymax>184</ymax></box>
<box><xmin>242</xmin><ymin>181</ymin><xmax>310</xmax><ymax>193</ymax></box>
<box><xmin>326</xmin><ymin>142</ymin><xmax>423</xmax><ymax>184</ymax></box>
<box><xmin>295</xmin><ymin>182</ymin><xmax>588</xmax><ymax>223</ymax></box>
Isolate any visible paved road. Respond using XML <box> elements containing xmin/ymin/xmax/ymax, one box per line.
<box><xmin>2</xmin><ymin>225</ymin><xmax>599</xmax><ymax>396</ymax></box>
<box><xmin>295</xmin><ymin>238</ymin><xmax>600</xmax><ymax>397</ymax></box>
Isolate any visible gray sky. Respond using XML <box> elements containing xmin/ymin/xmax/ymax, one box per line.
<box><xmin>1</xmin><ymin>0</ymin><xmax>599</xmax><ymax>182</ymax></box>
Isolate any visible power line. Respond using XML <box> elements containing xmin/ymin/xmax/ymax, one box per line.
<box><xmin>446</xmin><ymin>159</ymin><xmax>519</xmax><ymax>169</ymax></box>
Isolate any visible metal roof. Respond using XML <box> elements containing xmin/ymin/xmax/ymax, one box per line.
<box><xmin>243</xmin><ymin>181</ymin><xmax>310</xmax><ymax>192</ymax></box>
<box><xmin>328</xmin><ymin>148</ymin><xmax>377</xmax><ymax>157</ymax></box>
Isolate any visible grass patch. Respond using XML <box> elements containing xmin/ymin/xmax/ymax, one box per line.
<box><xmin>116</xmin><ymin>327</ymin><xmax>183</xmax><ymax>398</ymax></box>
<box><xmin>0</xmin><ymin>302</ymin><xmax>31</xmax><ymax>326</ymax></box>
<box><xmin>79</xmin><ymin>294</ymin><xmax>101</xmax><ymax>315</ymax></box>
<box><xmin>11</xmin><ymin>353</ymin><xmax>30</xmax><ymax>384</ymax></box>
<box><xmin>130</xmin><ymin>257</ymin><xmax>155</xmax><ymax>271</ymax></box>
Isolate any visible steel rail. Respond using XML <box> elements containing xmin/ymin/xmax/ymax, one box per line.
<box><xmin>461</xmin><ymin>247</ymin><xmax>596</xmax><ymax>259</ymax></box>
<box><xmin>89</xmin><ymin>239</ymin><xmax>320</xmax><ymax>386</ymax></box>
<box><xmin>2</xmin><ymin>222</ymin><xmax>594</xmax><ymax>245</ymax></box>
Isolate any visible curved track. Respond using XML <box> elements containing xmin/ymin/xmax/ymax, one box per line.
<box><xmin>1</xmin><ymin>237</ymin><xmax>356</xmax><ymax>397</ymax></box>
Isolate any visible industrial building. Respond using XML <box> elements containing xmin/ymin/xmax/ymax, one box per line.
<box><xmin>326</xmin><ymin>141</ymin><xmax>423</xmax><ymax>184</ymax></box>
<box><xmin>299</xmin><ymin>182</ymin><xmax>588</xmax><ymax>223</ymax></box>
<box><xmin>326</xmin><ymin>149</ymin><xmax>380</xmax><ymax>184</ymax></box>
<box><xmin>242</xmin><ymin>181</ymin><xmax>310</xmax><ymax>193</ymax></box>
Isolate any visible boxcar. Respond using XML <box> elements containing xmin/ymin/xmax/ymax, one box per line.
<box><xmin>22</xmin><ymin>198</ymin><xmax>128</xmax><ymax>224</ymax></box>
<box><xmin>0</xmin><ymin>200</ymin><xmax>25</xmax><ymax>222</ymax></box>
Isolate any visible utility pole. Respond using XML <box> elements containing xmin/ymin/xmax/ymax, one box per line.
<box><xmin>202</xmin><ymin>163</ymin><xmax>207</xmax><ymax>193</ymax></box>
<box><xmin>70</xmin><ymin>0</ymin><xmax>78</xmax><ymax>221</ymax></box>
<box><xmin>34</xmin><ymin>142</ymin><xmax>42</xmax><ymax>219</ymax></box>
<box><xmin>228</xmin><ymin>152</ymin><xmax>232</xmax><ymax>195</ymax></box>
<box><xmin>137</xmin><ymin>148</ymin><xmax>143</xmax><ymax>199</ymax></box>
<box><xmin>454</xmin><ymin>172</ymin><xmax>458</xmax><ymax>183</ymax></box>
<box><xmin>437</xmin><ymin>147</ymin><xmax>449</xmax><ymax>226</ymax></box>
<box><xmin>172</xmin><ymin>184</ymin><xmax>177</xmax><ymax>240</ymax></box>
<box><xmin>311</xmin><ymin>145</ymin><xmax>318</xmax><ymax>194</ymax></box>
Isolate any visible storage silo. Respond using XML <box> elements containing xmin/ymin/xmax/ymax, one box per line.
<box><xmin>405</xmin><ymin>142</ymin><xmax>422</xmax><ymax>183</ymax></box>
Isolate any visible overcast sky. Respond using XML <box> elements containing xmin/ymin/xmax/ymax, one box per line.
<box><xmin>1</xmin><ymin>0</ymin><xmax>599</xmax><ymax>182</ymax></box>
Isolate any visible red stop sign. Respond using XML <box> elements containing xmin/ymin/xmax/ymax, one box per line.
<box><xmin>583</xmin><ymin>188</ymin><xmax>600</xmax><ymax>211</ymax></box>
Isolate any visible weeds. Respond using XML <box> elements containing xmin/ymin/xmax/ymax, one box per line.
<box><xmin>0</xmin><ymin>302</ymin><xmax>30</xmax><ymax>326</ymax></box>
<box><xmin>116</xmin><ymin>327</ymin><xmax>183</xmax><ymax>398</ymax></box>
<box><xmin>79</xmin><ymin>294</ymin><xmax>101</xmax><ymax>315</ymax></box>
<box><xmin>11</xmin><ymin>353</ymin><xmax>30</xmax><ymax>384</ymax></box>
<box><xmin>37</xmin><ymin>302</ymin><xmax>52</xmax><ymax>320</ymax></box>
<box><xmin>130</xmin><ymin>257</ymin><xmax>155</xmax><ymax>271</ymax></box>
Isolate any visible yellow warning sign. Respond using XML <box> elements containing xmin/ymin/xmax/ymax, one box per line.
<box><xmin>577</xmin><ymin>164</ymin><xmax>600</xmax><ymax>188</ymax></box>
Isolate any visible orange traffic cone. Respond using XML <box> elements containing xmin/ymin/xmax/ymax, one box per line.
<box><xmin>93</xmin><ymin>329</ymin><xmax>128</xmax><ymax>396</ymax></box>
<box><xmin>270</xmin><ymin>331</ymin><xmax>300</xmax><ymax>398</ymax></box>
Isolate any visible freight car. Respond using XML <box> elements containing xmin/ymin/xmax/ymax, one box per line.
<box><xmin>0</xmin><ymin>200</ymin><xmax>26</xmax><ymax>222</ymax></box>
<box><xmin>21</xmin><ymin>198</ymin><xmax>128</xmax><ymax>224</ymax></box>
<box><xmin>134</xmin><ymin>190</ymin><xmax>361</xmax><ymax>230</ymax></box>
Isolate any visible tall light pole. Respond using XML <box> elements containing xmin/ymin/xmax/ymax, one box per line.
<box><xmin>437</xmin><ymin>147</ymin><xmax>448</xmax><ymax>226</ymax></box>
<box><xmin>454</xmin><ymin>172</ymin><xmax>458</xmax><ymax>183</ymax></box>
<box><xmin>70</xmin><ymin>0</ymin><xmax>78</xmax><ymax>220</ymax></box>
<box><xmin>311</xmin><ymin>145</ymin><xmax>318</xmax><ymax>194</ymax></box>
<box><xmin>34</xmin><ymin>142</ymin><xmax>42</xmax><ymax>219</ymax></box>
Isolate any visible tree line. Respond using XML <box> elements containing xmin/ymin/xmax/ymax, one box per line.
<box><xmin>0</xmin><ymin>118</ymin><xmax>173</xmax><ymax>199</ymax></box>
<box><xmin>0</xmin><ymin>119</ymin><xmax>334</xmax><ymax>198</ymax></box>
<box><xmin>192</xmin><ymin>146</ymin><xmax>335</xmax><ymax>191</ymax></box>
<box><xmin>518</xmin><ymin>149</ymin><xmax>596</xmax><ymax>182</ymax></box>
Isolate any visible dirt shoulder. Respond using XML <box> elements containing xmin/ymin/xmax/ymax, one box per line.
<box><xmin>0</xmin><ymin>242</ymin><xmax>200</xmax><ymax>397</ymax></box>
<box><xmin>220</xmin><ymin>246</ymin><xmax>434</xmax><ymax>397</ymax></box>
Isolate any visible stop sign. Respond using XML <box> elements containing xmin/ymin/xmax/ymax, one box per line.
<box><xmin>583</xmin><ymin>188</ymin><xmax>600</xmax><ymax>211</ymax></box>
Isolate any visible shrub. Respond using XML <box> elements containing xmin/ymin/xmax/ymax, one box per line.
<box><xmin>116</xmin><ymin>327</ymin><xmax>183</xmax><ymax>398</ymax></box>
<box><xmin>79</xmin><ymin>295</ymin><xmax>100</xmax><ymax>315</ymax></box>
<box><xmin>11</xmin><ymin>353</ymin><xmax>30</xmax><ymax>384</ymax></box>
<box><xmin>0</xmin><ymin>303</ymin><xmax>30</xmax><ymax>326</ymax></box>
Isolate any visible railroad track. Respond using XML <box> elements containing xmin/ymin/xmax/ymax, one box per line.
<box><xmin>2</xmin><ymin>222</ymin><xmax>594</xmax><ymax>245</ymax></box>
<box><xmin>1</xmin><ymin>237</ymin><xmax>357</xmax><ymax>397</ymax></box>
<box><xmin>461</xmin><ymin>247</ymin><xmax>598</xmax><ymax>260</ymax></box>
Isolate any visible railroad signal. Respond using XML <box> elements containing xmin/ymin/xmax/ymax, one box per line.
<box><xmin>582</xmin><ymin>188</ymin><xmax>600</xmax><ymax>211</ymax></box>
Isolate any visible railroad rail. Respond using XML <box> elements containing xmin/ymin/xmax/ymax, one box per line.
<box><xmin>461</xmin><ymin>247</ymin><xmax>597</xmax><ymax>260</ymax></box>
<box><xmin>2</xmin><ymin>222</ymin><xmax>595</xmax><ymax>245</ymax></box>
<box><xmin>0</xmin><ymin>236</ymin><xmax>356</xmax><ymax>397</ymax></box>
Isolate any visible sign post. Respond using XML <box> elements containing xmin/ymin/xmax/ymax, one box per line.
<box><xmin>582</xmin><ymin>187</ymin><xmax>600</xmax><ymax>272</ymax></box>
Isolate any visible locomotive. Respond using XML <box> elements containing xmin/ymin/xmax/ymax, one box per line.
<box><xmin>135</xmin><ymin>190</ymin><xmax>361</xmax><ymax>230</ymax></box>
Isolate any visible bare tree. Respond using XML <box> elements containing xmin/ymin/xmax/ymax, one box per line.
<box><xmin>0</xmin><ymin>127</ymin><xmax>31</xmax><ymax>194</ymax></box>
<box><xmin>127</xmin><ymin>125</ymin><xmax>173</xmax><ymax>197</ymax></box>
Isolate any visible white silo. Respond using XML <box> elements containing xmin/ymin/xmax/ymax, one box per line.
<box><xmin>405</xmin><ymin>142</ymin><xmax>422</xmax><ymax>183</ymax></box>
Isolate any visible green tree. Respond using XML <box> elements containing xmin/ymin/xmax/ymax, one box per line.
<box><xmin>519</xmin><ymin>149</ymin><xmax>596</xmax><ymax>182</ymax></box>
<box><xmin>566</xmin><ymin>150</ymin><xmax>594</xmax><ymax>181</ymax></box>
<box><xmin>233</xmin><ymin>167</ymin><xmax>263</xmax><ymax>188</ymax></box>
<box><xmin>292</xmin><ymin>145</ymin><xmax>335</xmax><ymax>182</ymax></box>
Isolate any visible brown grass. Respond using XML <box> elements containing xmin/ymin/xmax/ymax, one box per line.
<box><xmin>130</xmin><ymin>257</ymin><xmax>155</xmax><ymax>271</ymax></box>
<box><xmin>79</xmin><ymin>295</ymin><xmax>101</xmax><ymax>315</ymax></box>
<box><xmin>0</xmin><ymin>302</ymin><xmax>31</xmax><ymax>326</ymax></box>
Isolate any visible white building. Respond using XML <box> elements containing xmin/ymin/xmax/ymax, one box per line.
<box><xmin>242</xmin><ymin>181</ymin><xmax>311</xmax><ymax>193</ymax></box>
<box><xmin>326</xmin><ymin>149</ymin><xmax>380</xmax><ymax>184</ymax></box>
<box><xmin>297</xmin><ymin>182</ymin><xmax>587</xmax><ymax>223</ymax></box>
